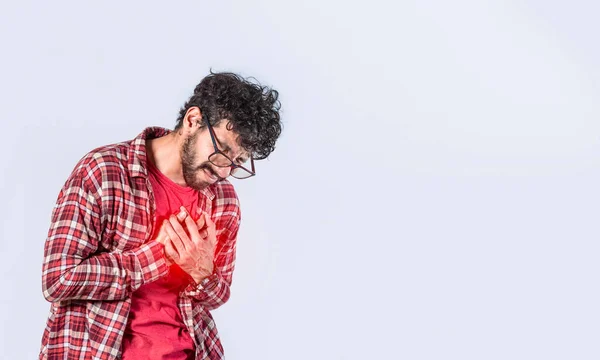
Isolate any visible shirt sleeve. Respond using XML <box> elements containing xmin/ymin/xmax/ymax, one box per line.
<box><xmin>182</xmin><ymin>213</ymin><xmax>240</xmax><ymax>310</ymax></box>
<box><xmin>41</xmin><ymin>166</ymin><xmax>169</xmax><ymax>303</ymax></box>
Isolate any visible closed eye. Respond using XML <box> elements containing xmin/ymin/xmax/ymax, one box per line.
<box><xmin>235</xmin><ymin>157</ymin><xmax>247</xmax><ymax>165</ymax></box>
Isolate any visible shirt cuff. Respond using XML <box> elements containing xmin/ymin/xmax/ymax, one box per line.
<box><xmin>185</xmin><ymin>267</ymin><xmax>220</xmax><ymax>294</ymax></box>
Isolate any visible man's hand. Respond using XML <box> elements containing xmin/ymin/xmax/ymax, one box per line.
<box><xmin>162</xmin><ymin>207</ymin><xmax>218</xmax><ymax>284</ymax></box>
<box><xmin>153</xmin><ymin>209</ymin><xmax>187</xmax><ymax>266</ymax></box>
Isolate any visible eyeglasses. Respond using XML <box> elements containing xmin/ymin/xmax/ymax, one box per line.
<box><xmin>202</xmin><ymin>117</ymin><xmax>256</xmax><ymax>179</ymax></box>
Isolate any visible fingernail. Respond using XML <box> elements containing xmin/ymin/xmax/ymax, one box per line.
<box><xmin>177</xmin><ymin>207</ymin><xmax>187</xmax><ymax>221</ymax></box>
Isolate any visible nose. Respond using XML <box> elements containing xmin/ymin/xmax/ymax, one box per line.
<box><xmin>215</xmin><ymin>166</ymin><xmax>232</xmax><ymax>179</ymax></box>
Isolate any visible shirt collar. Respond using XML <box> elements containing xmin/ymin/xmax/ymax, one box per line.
<box><xmin>127</xmin><ymin>126</ymin><xmax>216</xmax><ymax>200</ymax></box>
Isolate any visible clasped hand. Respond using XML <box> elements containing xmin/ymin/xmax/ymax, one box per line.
<box><xmin>154</xmin><ymin>206</ymin><xmax>217</xmax><ymax>284</ymax></box>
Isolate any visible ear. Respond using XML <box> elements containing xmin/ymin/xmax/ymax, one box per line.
<box><xmin>182</xmin><ymin>106</ymin><xmax>203</xmax><ymax>130</ymax></box>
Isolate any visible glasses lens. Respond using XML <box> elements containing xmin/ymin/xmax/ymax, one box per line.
<box><xmin>209</xmin><ymin>153</ymin><xmax>232</xmax><ymax>167</ymax></box>
<box><xmin>209</xmin><ymin>153</ymin><xmax>255</xmax><ymax>179</ymax></box>
<box><xmin>231</xmin><ymin>167</ymin><xmax>253</xmax><ymax>179</ymax></box>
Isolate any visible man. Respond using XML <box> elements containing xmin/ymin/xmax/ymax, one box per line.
<box><xmin>39</xmin><ymin>72</ymin><xmax>282</xmax><ymax>359</ymax></box>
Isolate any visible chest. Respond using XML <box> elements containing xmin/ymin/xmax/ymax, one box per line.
<box><xmin>98</xmin><ymin>176</ymin><xmax>213</xmax><ymax>252</ymax></box>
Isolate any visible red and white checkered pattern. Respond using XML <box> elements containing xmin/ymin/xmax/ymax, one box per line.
<box><xmin>39</xmin><ymin>127</ymin><xmax>241</xmax><ymax>360</ymax></box>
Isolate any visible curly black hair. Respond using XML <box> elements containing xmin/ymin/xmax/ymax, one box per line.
<box><xmin>175</xmin><ymin>71</ymin><xmax>282</xmax><ymax>160</ymax></box>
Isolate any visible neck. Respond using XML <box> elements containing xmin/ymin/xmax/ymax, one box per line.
<box><xmin>145</xmin><ymin>132</ymin><xmax>187</xmax><ymax>186</ymax></box>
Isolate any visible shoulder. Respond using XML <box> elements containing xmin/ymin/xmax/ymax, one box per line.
<box><xmin>64</xmin><ymin>141</ymin><xmax>133</xmax><ymax>194</ymax></box>
<box><xmin>69</xmin><ymin>127</ymin><xmax>170</xmax><ymax>182</ymax></box>
<box><xmin>212</xmin><ymin>179</ymin><xmax>240</xmax><ymax>205</ymax></box>
<box><xmin>63</xmin><ymin>142</ymin><xmax>135</xmax><ymax>201</ymax></box>
<box><xmin>210</xmin><ymin>179</ymin><xmax>242</xmax><ymax>224</ymax></box>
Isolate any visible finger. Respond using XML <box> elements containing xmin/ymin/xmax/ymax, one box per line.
<box><xmin>183</xmin><ymin>211</ymin><xmax>199</xmax><ymax>233</ymax></box>
<box><xmin>176</xmin><ymin>207</ymin><xmax>188</xmax><ymax>222</ymax></box>
<box><xmin>204</xmin><ymin>214</ymin><xmax>217</xmax><ymax>243</ymax></box>
<box><xmin>203</xmin><ymin>212</ymin><xmax>214</xmax><ymax>226</ymax></box>
<box><xmin>183</xmin><ymin>214</ymin><xmax>203</xmax><ymax>245</ymax></box>
<box><xmin>155</xmin><ymin>222</ymin><xmax>168</xmax><ymax>245</ymax></box>
<box><xmin>199</xmin><ymin>229</ymin><xmax>208</xmax><ymax>239</ymax></box>
<box><xmin>204</xmin><ymin>230</ymin><xmax>217</xmax><ymax>253</ymax></box>
<box><xmin>195</xmin><ymin>212</ymin><xmax>206</xmax><ymax>230</ymax></box>
<box><xmin>165</xmin><ymin>218</ymin><xmax>188</xmax><ymax>255</ymax></box>
<box><xmin>164</xmin><ymin>236</ymin><xmax>180</xmax><ymax>262</ymax></box>
<box><xmin>170</xmin><ymin>214</ymin><xmax>192</xmax><ymax>248</ymax></box>
<box><xmin>177</xmin><ymin>206</ymin><xmax>203</xmax><ymax>242</ymax></box>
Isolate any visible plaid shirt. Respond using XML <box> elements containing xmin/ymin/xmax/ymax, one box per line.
<box><xmin>39</xmin><ymin>127</ymin><xmax>241</xmax><ymax>360</ymax></box>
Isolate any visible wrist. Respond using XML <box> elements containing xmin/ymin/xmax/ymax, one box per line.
<box><xmin>190</xmin><ymin>268</ymin><xmax>213</xmax><ymax>284</ymax></box>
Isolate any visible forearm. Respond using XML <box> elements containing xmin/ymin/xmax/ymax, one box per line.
<box><xmin>42</xmin><ymin>240</ymin><xmax>168</xmax><ymax>302</ymax></box>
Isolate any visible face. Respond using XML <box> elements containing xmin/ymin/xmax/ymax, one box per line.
<box><xmin>180</xmin><ymin>113</ymin><xmax>249</xmax><ymax>191</ymax></box>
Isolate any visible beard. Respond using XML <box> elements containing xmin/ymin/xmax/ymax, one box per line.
<box><xmin>181</xmin><ymin>131</ymin><xmax>221</xmax><ymax>191</ymax></box>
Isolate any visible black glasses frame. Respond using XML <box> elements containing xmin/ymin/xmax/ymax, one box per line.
<box><xmin>202</xmin><ymin>117</ymin><xmax>256</xmax><ymax>179</ymax></box>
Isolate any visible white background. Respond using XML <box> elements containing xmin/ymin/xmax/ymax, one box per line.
<box><xmin>0</xmin><ymin>1</ymin><xmax>598</xmax><ymax>359</ymax></box>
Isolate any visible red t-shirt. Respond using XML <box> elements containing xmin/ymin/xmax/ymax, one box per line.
<box><xmin>121</xmin><ymin>159</ymin><xmax>200</xmax><ymax>360</ymax></box>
